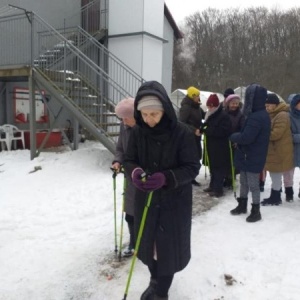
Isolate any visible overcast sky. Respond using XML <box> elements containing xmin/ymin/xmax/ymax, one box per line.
<box><xmin>165</xmin><ymin>0</ymin><xmax>300</xmax><ymax>23</ymax></box>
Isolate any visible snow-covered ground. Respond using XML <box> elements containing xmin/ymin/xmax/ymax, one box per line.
<box><xmin>1</xmin><ymin>141</ymin><xmax>300</xmax><ymax>300</ymax></box>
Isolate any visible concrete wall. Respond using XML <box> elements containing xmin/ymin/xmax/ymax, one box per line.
<box><xmin>0</xmin><ymin>0</ymin><xmax>81</xmax><ymax>29</ymax></box>
<box><xmin>108</xmin><ymin>0</ymin><xmax>171</xmax><ymax>93</ymax></box>
<box><xmin>162</xmin><ymin>16</ymin><xmax>174</xmax><ymax>94</ymax></box>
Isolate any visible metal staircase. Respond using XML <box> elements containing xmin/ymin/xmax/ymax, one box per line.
<box><xmin>0</xmin><ymin>3</ymin><xmax>145</xmax><ymax>155</ymax></box>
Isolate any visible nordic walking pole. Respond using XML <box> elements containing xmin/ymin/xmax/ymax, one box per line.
<box><xmin>118</xmin><ymin>173</ymin><xmax>126</xmax><ymax>262</ymax></box>
<box><xmin>122</xmin><ymin>189</ymin><xmax>154</xmax><ymax>300</ymax></box>
<box><xmin>203</xmin><ymin>134</ymin><xmax>210</xmax><ymax>179</ymax></box>
<box><xmin>229</xmin><ymin>141</ymin><xmax>236</xmax><ymax>199</ymax></box>
<box><xmin>111</xmin><ymin>168</ymin><xmax>118</xmax><ymax>255</ymax></box>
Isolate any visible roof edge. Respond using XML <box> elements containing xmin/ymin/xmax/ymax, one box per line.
<box><xmin>164</xmin><ymin>3</ymin><xmax>184</xmax><ymax>40</ymax></box>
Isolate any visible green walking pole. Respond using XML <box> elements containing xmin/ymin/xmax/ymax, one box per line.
<box><xmin>203</xmin><ymin>134</ymin><xmax>210</xmax><ymax>179</ymax></box>
<box><xmin>118</xmin><ymin>174</ymin><xmax>126</xmax><ymax>261</ymax></box>
<box><xmin>229</xmin><ymin>141</ymin><xmax>236</xmax><ymax>199</ymax></box>
<box><xmin>122</xmin><ymin>190</ymin><xmax>154</xmax><ymax>300</ymax></box>
<box><xmin>111</xmin><ymin>169</ymin><xmax>118</xmax><ymax>255</ymax></box>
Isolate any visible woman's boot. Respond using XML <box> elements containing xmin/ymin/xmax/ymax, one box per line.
<box><xmin>230</xmin><ymin>197</ymin><xmax>248</xmax><ymax>215</ymax></box>
<box><xmin>246</xmin><ymin>203</ymin><xmax>262</xmax><ymax>222</ymax></box>
<box><xmin>140</xmin><ymin>279</ymin><xmax>157</xmax><ymax>300</ymax></box>
<box><xmin>285</xmin><ymin>186</ymin><xmax>294</xmax><ymax>202</ymax></box>
<box><xmin>261</xmin><ymin>189</ymin><xmax>282</xmax><ymax>206</ymax></box>
<box><xmin>123</xmin><ymin>223</ymin><xmax>135</xmax><ymax>257</ymax></box>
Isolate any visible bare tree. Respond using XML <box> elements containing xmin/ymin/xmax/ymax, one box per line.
<box><xmin>172</xmin><ymin>7</ymin><xmax>300</xmax><ymax>98</ymax></box>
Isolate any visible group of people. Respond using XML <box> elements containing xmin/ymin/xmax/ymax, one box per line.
<box><xmin>178</xmin><ymin>86</ymin><xmax>244</xmax><ymax>198</ymax></box>
<box><xmin>110</xmin><ymin>80</ymin><xmax>300</xmax><ymax>299</ymax></box>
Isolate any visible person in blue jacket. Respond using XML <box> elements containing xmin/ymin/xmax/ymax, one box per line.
<box><xmin>229</xmin><ymin>84</ymin><xmax>271</xmax><ymax>222</ymax></box>
<box><xmin>289</xmin><ymin>94</ymin><xmax>300</xmax><ymax>199</ymax></box>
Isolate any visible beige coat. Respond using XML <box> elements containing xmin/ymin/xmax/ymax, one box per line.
<box><xmin>265</xmin><ymin>102</ymin><xmax>293</xmax><ymax>172</ymax></box>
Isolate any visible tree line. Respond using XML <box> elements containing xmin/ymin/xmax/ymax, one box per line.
<box><xmin>172</xmin><ymin>7</ymin><xmax>300</xmax><ymax>99</ymax></box>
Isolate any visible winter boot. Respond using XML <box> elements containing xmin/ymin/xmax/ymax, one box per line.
<box><xmin>123</xmin><ymin>223</ymin><xmax>135</xmax><ymax>257</ymax></box>
<box><xmin>285</xmin><ymin>186</ymin><xmax>294</xmax><ymax>202</ymax></box>
<box><xmin>223</xmin><ymin>177</ymin><xmax>232</xmax><ymax>190</ymax></box>
<box><xmin>203</xmin><ymin>186</ymin><xmax>213</xmax><ymax>193</ymax></box>
<box><xmin>140</xmin><ymin>279</ymin><xmax>157</xmax><ymax>300</ymax></box>
<box><xmin>246</xmin><ymin>203</ymin><xmax>262</xmax><ymax>222</ymax></box>
<box><xmin>208</xmin><ymin>190</ymin><xmax>224</xmax><ymax>198</ymax></box>
<box><xmin>261</xmin><ymin>189</ymin><xmax>282</xmax><ymax>206</ymax></box>
<box><xmin>230</xmin><ymin>197</ymin><xmax>248</xmax><ymax>215</ymax></box>
<box><xmin>192</xmin><ymin>179</ymin><xmax>201</xmax><ymax>186</ymax></box>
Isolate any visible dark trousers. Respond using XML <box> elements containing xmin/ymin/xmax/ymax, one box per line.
<box><xmin>148</xmin><ymin>260</ymin><xmax>174</xmax><ymax>297</ymax></box>
<box><xmin>210</xmin><ymin>168</ymin><xmax>227</xmax><ymax>193</ymax></box>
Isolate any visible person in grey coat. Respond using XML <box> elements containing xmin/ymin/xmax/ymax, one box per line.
<box><xmin>124</xmin><ymin>81</ymin><xmax>200</xmax><ymax>300</ymax></box>
<box><xmin>111</xmin><ymin>97</ymin><xmax>136</xmax><ymax>257</ymax></box>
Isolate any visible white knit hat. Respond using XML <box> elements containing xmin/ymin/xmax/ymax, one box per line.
<box><xmin>137</xmin><ymin>95</ymin><xmax>164</xmax><ymax>111</ymax></box>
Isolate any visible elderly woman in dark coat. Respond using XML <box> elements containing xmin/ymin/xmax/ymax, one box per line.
<box><xmin>201</xmin><ymin>94</ymin><xmax>232</xmax><ymax>198</ymax></box>
<box><xmin>124</xmin><ymin>81</ymin><xmax>200</xmax><ymax>300</ymax></box>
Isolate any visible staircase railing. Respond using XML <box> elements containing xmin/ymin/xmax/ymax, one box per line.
<box><xmin>63</xmin><ymin>0</ymin><xmax>107</xmax><ymax>35</ymax></box>
<box><xmin>54</xmin><ymin>25</ymin><xmax>145</xmax><ymax>97</ymax></box>
<box><xmin>0</xmin><ymin>8</ymin><xmax>137</xmax><ymax>153</ymax></box>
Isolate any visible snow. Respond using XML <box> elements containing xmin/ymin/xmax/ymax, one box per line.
<box><xmin>1</xmin><ymin>141</ymin><xmax>300</xmax><ymax>300</ymax></box>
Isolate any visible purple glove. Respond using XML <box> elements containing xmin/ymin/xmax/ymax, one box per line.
<box><xmin>132</xmin><ymin>168</ymin><xmax>146</xmax><ymax>191</ymax></box>
<box><xmin>143</xmin><ymin>172</ymin><xmax>166</xmax><ymax>191</ymax></box>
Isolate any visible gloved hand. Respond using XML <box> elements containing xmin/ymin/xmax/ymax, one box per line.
<box><xmin>131</xmin><ymin>167</ymin><xmax>146</xmax><ymax>191</ymax></box>
<box><xmin>142</xmin><ymin>172</ymin><xmax>166</xmax><ymax>191</ymax></box>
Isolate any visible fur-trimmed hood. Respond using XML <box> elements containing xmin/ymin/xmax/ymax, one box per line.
<box><xmin>242</xmin><ymin>84</ymin><xmax>267</xmax><ymax>118</ymax></box>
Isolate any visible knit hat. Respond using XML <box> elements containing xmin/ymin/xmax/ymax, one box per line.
<box><xmin>115</xmin><ymin>97</ymin><xmax>135</xmax><ymax>118</ymax></box>
<box><xmin>225</xmin><ymin>94</ymin><xmax>240</xmax><ymax>105</ymax></box>
<box><xmin>223</xmin><ymin>88</ymin><xmax>235</xmax><ymax>98</ymax></box>
<box><xmin>266</xmin><ymin>93</ymin><xmax>280</xmax><ymax>105</ymax></box>
<box><xmin>137</xmin><ymin>95</ymin><xmax>164</xmax><ymax>111</ymax></box>
<box><xmin>187</xmin><ymin>86</ymin><xmax>200</xmax><ymax>98</ymax></box>
<box><xmin>206</xmin><ymin>94</ymin><xmax>219</xmax><ymax>107</ymax></box>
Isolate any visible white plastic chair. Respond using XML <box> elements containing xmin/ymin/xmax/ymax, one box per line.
<box><xmin>0</xmin><ymin>126</ymin><xmax>11</xmax><ymax>150</ymax></box>
<box><xmin>1</xmin><ymin>124</ymin><xmax>25</xmax><ymax>150</ymax></box>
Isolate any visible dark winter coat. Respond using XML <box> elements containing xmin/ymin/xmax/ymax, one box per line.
<box><xmin>229</xmin><ymin>84</ymin><xmax>271</xmax><ymax>173</ymax></box>
<box><xmin>124</xmin><ymin>81</ymin><xmax>200</xmax><ymax>276</ymax></box>
<box><xmin>289</xmin><ymin>94</ymin><xmax>300</xmax><ymax>167</ymax></box>
<box><xmin>265</xmin><ymin>102</ymin><xmax>293</xmax><ymax>172</ymax></box>
<box><xmin>224</xmin><ymin>106</ymin><xmax>245</xmax><ymax>135</ymax></box>
<box><xmin>179</xmin><ymin>96</ymin><xmax>205</xmax><ymax>131</ymax></box>
<box><xmin>179</xmin><ymin>96</ymin><xmax>205</xmax><ymax>160</ymax></box>
<box><xmin>203</xmin><ymin>105</ymin><xmax>232</xmax><ymax>171</ymax></box>
<box><xmin>112</xmin><ymin>122</ymin><xmax>136</xmax><ymax>216</ymax></box>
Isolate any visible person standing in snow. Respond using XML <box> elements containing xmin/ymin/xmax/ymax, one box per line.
<box><xmin>179</xmin><ymin>86</ymin><xmax>205</xmax><ymax>186</ymax></box>
<box><xmin>124</xmin><ymin>81</ymin><xmax>200</xmax><ymax>300</ymax></box>
<box><xmin>279</xmin><ymin>93</ymin><xmax>300</xmax><ymax>202</ymax></box>
<box><xmin>201</xmin><ymin>94</ymin><xmax>232</xmax><ymax>198</ymax></box>
<box><xmin>261</xmin><ymin>93</ymin><xmax>294</xmax><ymax>206</ymax></box>
<box><xmin>111</xmin><ymin>97</ymin><xmax>136</xmax><ymax>257</ymax></box>
<box><xmin>223</xmin><ymin>94</ymin><xmax>245</xmax><ymax>189</ymax></box>
<box><xmin>229</xmin><ymin>84</ymin><xmax>271</xmax><ymax>222</ymax></box>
